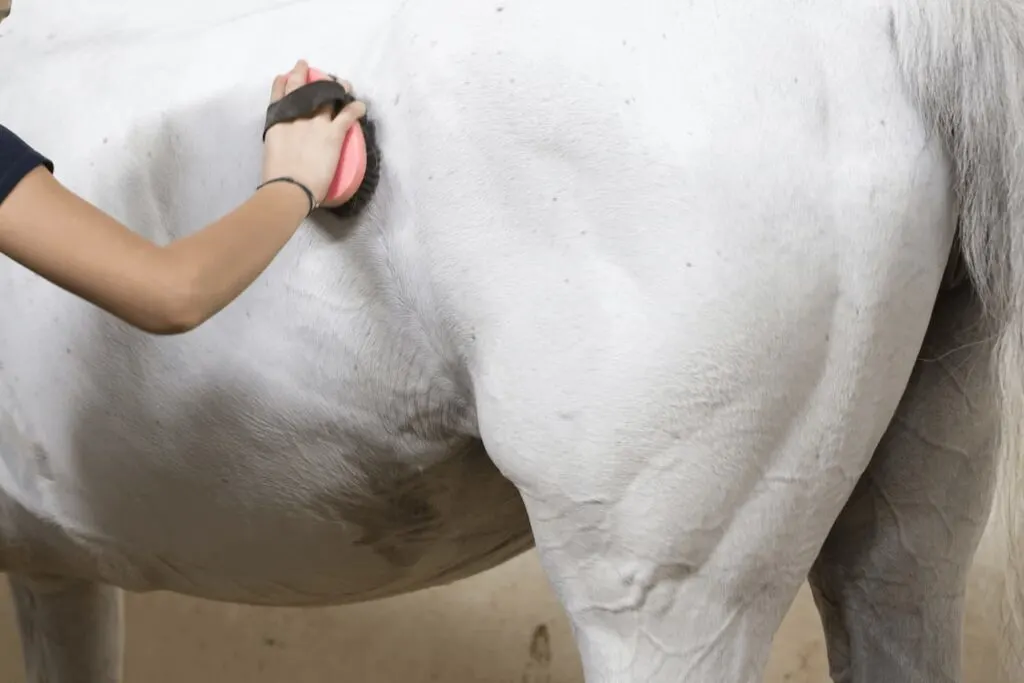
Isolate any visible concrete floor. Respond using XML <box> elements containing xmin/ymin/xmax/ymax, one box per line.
<box><xmin>0</xmin><ymin>547</ymin><xmax>1002</xmax><ymax>682</ymax></box>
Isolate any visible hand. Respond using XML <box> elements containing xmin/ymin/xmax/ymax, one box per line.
<box><xmin>261</xmin><ymin>59</ymin><xmax>367</xmax><ymax>204</ymax></box>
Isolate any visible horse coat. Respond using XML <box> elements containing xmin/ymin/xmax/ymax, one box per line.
<box><xmin>0</xmin><ymin>1</ymin><xmax>1020</xmax><ymax>681</ymax></box>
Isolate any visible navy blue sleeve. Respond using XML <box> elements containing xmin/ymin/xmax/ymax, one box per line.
<box><xmin>0</xmin><ymin>124</ymin><xmax>54</xmax><ymax>207</ymax></box>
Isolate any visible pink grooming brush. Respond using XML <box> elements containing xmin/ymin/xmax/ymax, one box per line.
<box><xmin>263</xmin><ymin>63</ymin><xmax>381</xmax><ymax>217</ymax></box>
<box><xmin>306</xmin><ymin>67</ymin><xmax>369</xmax><ymax>207</ymax></box>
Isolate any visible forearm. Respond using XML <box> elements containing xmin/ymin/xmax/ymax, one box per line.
<box><xmin>161</xmin><ymin>182</ymin><xmax>310</xmax><ymax>331</ymax></box>
<box><xmin>0</xmin><ymin>167</ymin><xmax>311</xmax><ymax>334</ymax></box>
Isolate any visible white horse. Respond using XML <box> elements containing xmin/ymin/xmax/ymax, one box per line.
<box><xmin>0</xmin><ymin>0</ymin><xmax>1020</xmax><ymax>681</ymax></box>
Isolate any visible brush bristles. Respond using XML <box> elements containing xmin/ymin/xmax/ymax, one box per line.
<box><xmin>329</xmin><ymin>116</ymin><xmax>381</xmax><ymax>219</ymax></box>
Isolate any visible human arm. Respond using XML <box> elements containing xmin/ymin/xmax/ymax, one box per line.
<box><xmin>0</xmin><ymin>168</ymin><xmax>313</xmax><ymax>334</ymax></box>
<box><xmin>0</xmin><ymin>60</ymin><xmax>365</xmax><ymax>335</ymax></box>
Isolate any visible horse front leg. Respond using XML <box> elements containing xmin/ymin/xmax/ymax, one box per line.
<box><xmin>8</xmin><ymin>574</ymin><xmax>124</xmax><ymax>683</ymax></box>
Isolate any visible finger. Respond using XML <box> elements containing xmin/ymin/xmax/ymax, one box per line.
<box><xmin>309</xmin><ymin>96</ymin><xmax>364</xmax><ymax>125</ymax></box>
<box><xmin>332</xmin><ymin>100</ymin><xmax>367</xmax><ymax>130</ymax></box>
<box><xmin>269</xmin><ymin>73</ymin><xmax>287</xmax><ymax>103</ymax></box>
<box><xmin>283</xmin><ymin>59</ymin><xmax>309</xmax><ymax>96</ymax></box>
<box><xmin>325</xmin><ymin>73</ymin><xmax>354</xmax><ymax>94</ymax></box>
<box><xmin>312</xmin><ymin>102</ymin><xmax>339</xmax><ymax>121</ymax></box>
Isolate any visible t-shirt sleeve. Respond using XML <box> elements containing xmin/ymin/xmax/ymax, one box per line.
<box><xmin>0</xmin><ymin>124</ymin><xmax>54</xmax><ymax>207</ymax></box>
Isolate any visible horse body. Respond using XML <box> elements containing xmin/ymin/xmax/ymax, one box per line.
<box><xmin>0</xmin><ymin>1</ymin><xmax>1020</xmax><ymax>682</ymax></box>
<box><xmin>0</xmin><ymin>0</ymin><xmax>534</xmax><ymax>603</ymax></box>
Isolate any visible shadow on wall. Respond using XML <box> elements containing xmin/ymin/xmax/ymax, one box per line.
<box><xmin>0</xmin><ymin>552</ymin><xmax>577</xmax><ymax>683</ymax></box>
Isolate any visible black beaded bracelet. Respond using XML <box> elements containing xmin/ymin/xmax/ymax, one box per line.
<box><xmin>256</xmin><ymin>176</ymin><xmax>319</xmax><ymax>217</ymax></box>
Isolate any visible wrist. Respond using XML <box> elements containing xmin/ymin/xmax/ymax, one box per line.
<box><xmin>256</xmin><ymin>178</ymin><xmax>317</xmax><ymax>219</ymax></box>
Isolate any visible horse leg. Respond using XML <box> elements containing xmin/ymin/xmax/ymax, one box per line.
<box><xmin>511</xmin><ymin>481</ymin><xmax>828</xmax><ymax>682</ymax></box>
<box><xmin>482</xmin><ymin>401</ymin><xmax>910</xmax><ymax>683</ymax></box>
<box><xmin>8</xmin><ymin>574</ymin><xmax>124</xmax><ymax>683</ymax></box>
<box><xmin>808</xmin><ymin>282</ymin><xmax>997</xmax><ymax>683</ymax></box>
<box><xmin>474</xmin><ymin>294</ymin><xmax>939</xmax><ymax>681</ymax></box>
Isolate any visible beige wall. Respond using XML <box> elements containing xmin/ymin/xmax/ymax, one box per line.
<box><xmin>0</xmin><ymin>546</ymin><xmax>1002</xmax><ymax>682</ymax></box>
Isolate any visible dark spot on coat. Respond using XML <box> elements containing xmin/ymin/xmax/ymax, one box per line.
<box><xmin>311</xmin><ymin>460</ymin><xmax>444</xmax><ymax>568</ymax></box>
<box><xmin>31</xmin><ymin>443</ymin><xmax>52</xmax><ymax>480</ymax></box>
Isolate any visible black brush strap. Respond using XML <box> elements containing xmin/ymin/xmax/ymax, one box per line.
<box><xmin>263</xmin><ymin>80</ymin><xmax>356</xmax><ymax>141</ymax></box>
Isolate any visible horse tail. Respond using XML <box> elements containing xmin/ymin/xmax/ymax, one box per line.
<box><xmin>892</xmin><ymin>2</ymin><xmax>1024</xmax><ymax>680</ymax></box>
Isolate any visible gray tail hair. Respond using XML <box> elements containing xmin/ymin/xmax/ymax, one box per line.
<box><xmin>893</xmin><ymin>2</ymin><xmax>1024</xmax><ymax>680</ymax></box>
